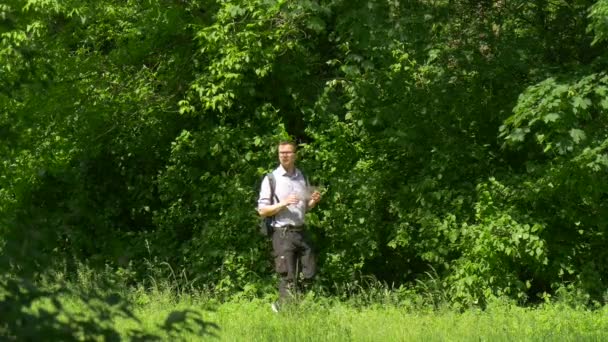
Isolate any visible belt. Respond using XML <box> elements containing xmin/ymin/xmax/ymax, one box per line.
<box><xmin>279</xmin><ymin>224</ymin><xmax>305</xmax><ymax>232</ymax></box>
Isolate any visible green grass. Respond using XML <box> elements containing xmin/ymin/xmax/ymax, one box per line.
<box><xmin>105</xmin><ymin>291</ymin><xmax>608</xmax><ymax>341</ymax></box>
<box><xmin>20</xmin><ymin>282</ymin><xmax>608</xmax><ymax>341</ymax></box>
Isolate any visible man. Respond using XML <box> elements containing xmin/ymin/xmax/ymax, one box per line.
<box><xmin>257</xmin><ymin>141</ymin><xmax>321</xmax><ymax>311</ymax></box>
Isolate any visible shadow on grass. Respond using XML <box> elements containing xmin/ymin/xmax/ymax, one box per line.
<box><xmin>0</xmin><ymin>276</ymin><xmax>219</xmax><ymax>341</ymax></box>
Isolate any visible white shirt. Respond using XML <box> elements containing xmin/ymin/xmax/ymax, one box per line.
<box><xmin>257</xmin><ymin>165</ymin><xmax>308</xmax><ymax>227</ymax></box>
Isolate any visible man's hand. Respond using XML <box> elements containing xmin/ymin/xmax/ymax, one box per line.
<box><xmin>282</xmin><ymin>194</ymin><xmax>301</xmax><ymax>207</ymax></box>
<box><xmin>308</xmin><ymin>191</ymin><xmax>321</xmax><ymax>209</ymax></box>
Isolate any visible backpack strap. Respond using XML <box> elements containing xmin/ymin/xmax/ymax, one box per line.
<box><xmin>267</xmin><ymin>173</ymin><xmax>279</xmax><ymax>205</ymax></box>
<box><xmin>266</xmin><ymin>173</ymin><xmax>279</xmax><ymax>228</ymax></box>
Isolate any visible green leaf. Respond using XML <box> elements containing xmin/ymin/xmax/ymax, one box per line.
<box><xmin>340</xmin><ymin>65</ymin><xmax>360</xmax><ymax>76</ymax></box>
<box><xmin>508</xmin><ymin>128</ymin><xmax>528</xmax><ymax>142</ymax></box>
<box><xmin>595</xmin><ymin>85</ymin><xmax>607</xmax><ymax>96</ymax></box>
<box><xmin>543</xmin><ymin>113</ymin><xmax>559</xmax><ymax>123</ymax></box>
<box><xmin>569</xmin><ymin>128</ymin><xmax>586</xmax><ymax>144</ymax></box>
<box><xmin>572</xmin><ymin>96</ymin><xmax>591</xmax><ymax>110</ymax></box>
<box><xmin>306</xmin><ymin>16</ymin><xmax>326</xmax><ymax>33</ymax></box>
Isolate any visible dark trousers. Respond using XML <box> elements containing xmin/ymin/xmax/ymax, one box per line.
<box><xmin>272</xmin><ymin>227</ymin><xmax>316</xmax><ymax>300</ymax></box>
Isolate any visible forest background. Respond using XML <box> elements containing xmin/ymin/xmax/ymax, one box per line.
<box><xmin>2</xmin><ymin>0</ymin><xmax>608</xmax><ymax>337</ymax></box>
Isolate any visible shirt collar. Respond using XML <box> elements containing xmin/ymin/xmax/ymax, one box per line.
<box><xmin>278</xmin><ymin>164</ymin><xmax>298</xmax><ymax>177</ymax></box>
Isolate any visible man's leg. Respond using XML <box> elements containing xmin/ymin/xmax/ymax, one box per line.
<box><xmin>272</xmin><ymin>230</ymin><xmax>298</xmax><ymax>302</ymax></box>
<box><xmin>296</xmin><ymin>231</ymin><xmax>316</xmax><ymax>293</ymax></box>
<box><xmin>278</xmin><ymin>250</ymin><xmax>298</xmax><ymax>300</ymax></box>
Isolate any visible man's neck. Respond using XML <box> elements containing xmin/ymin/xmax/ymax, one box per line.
<box><xmin>282</xmin><ymin>164</ymin><xmax>296</xmax><ymax>175</ymax></box>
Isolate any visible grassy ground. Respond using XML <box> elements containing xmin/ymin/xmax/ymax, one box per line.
<box><xmin>107</xmin><ymin>292</ymin><xmax>608</xmax><ymax>341</ymax></box>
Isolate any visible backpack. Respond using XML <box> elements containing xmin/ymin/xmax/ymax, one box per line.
<box><xmin>259</xmin><ymin>173</ymin><xmax>278</xmax><ymax>237</ymax></box>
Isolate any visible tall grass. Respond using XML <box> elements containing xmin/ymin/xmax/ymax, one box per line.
<box><xmin>109</xmin><ymin>293</ymin><xmax>608</xmax><ymax>341</ymax></box>
<box><xmin>18</xmin><ymin>276</ymin><xmax>608</xmax><ymax>341</ymax></box>
<box><xmin>12</xmin><ymin>263</ymin><xmax>608</xmax><ymax>341</ymax></box>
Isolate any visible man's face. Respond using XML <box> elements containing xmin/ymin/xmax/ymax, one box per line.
<box><xmin>278</xmin><ymin>143</ymin><xmax>297</xmax><ymax>169</ymax></box>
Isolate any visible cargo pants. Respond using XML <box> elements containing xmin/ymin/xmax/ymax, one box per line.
<box><xmin>271</xmin><ymin>226</ymin><xmax>316</xmax><ymax>300</ymax></box>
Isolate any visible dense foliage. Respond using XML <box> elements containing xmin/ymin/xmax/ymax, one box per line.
<box><xmin>2</xmin><ymin>1</ymin><xmax>608</xmax><ymax>326</ymax></box>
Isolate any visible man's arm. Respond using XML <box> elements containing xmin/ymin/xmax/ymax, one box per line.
<box><xmin>257</xmin><ymin>175</ymin><xmax>298</xmax><ymax>217</ymax></box>
<box><xmin>259</xmin><ymin>196</ymin><xmax>300</xmax><ymax>217</ymax></box>
<box><xmin>259</xmin><ymin>201</ymin><xmax>288</xmax><ymax>217</ymax></box>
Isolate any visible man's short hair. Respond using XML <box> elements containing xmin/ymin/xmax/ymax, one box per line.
<box><xmin>278</xmin><ymin>140</ymin><xmax>297</xmax><ymax>150</ymax></box>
